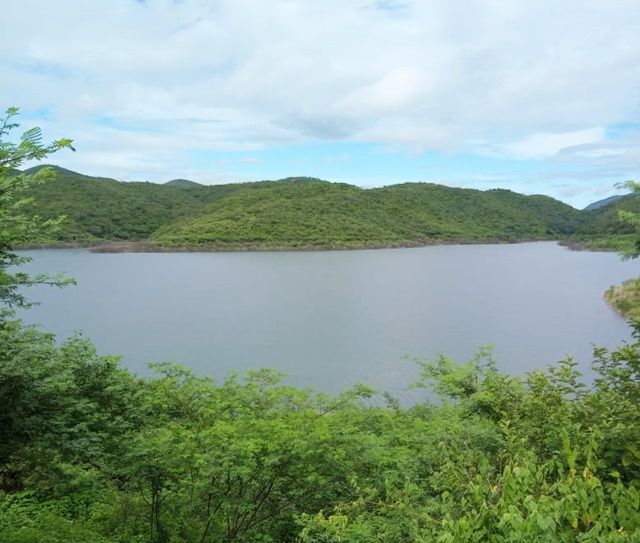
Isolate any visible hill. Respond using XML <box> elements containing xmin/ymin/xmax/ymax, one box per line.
<box><xmin>22</xmin><ymin>164</ymin><xmax>88</xmax><ymax>178</ymax></box>
<box><xmin>19</xmin><ymin>166</ymin><xmax>262</xmax><ymax>242</ymax></box>
<box><xmin>583</xmin><ymin>194</ymin><xmax>627</xmax><ymax>211</ymax></box>
<box><xmin>569</xmin><ymin>193</ymin><xmax>640</xmax><ymax>252</ymax></box>
<box><xmin>152</xmin><ymin>180</ymin><xmax>584</xmax><ymax>248</ymax></box>
<box><xmin>164</xmin><ymin>178</ymin><xmax>202</xmax><ymax>187</ymax></box>
<box><xmin>19</xmin><ymin>166</ymin><xmax>588</xmax><ymax>249</ymax></box>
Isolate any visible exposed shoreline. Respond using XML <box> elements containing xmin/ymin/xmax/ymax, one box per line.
<box><xmin>604</xmin><ymin>277</ymin><xmax>640</xmax><ymax>321</ymax></box>
<box><xmin>557</xmin><ymin>239</ymin><xmax>622</xmax><ymax>253</ymax></box>
<box><xmin>15</xmin><ymin>237</ymin><xmax>601</xmax><ymax>254</ymax></box>
<box><xmin>556</xmin><ymin>239</ymin><xmax>594</xmax><ymax>252</ymax></box>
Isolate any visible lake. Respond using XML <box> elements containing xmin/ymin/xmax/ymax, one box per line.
<box><xmin>16</xmin><ymin>242</ymin><xmax>640</xmax><ymax>401</ymax></box>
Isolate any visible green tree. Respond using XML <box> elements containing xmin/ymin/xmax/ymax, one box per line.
<box><xmin>615</xmin><ymin>180</ymin><xmax>640</xmax><ymax>259</ymax></box>
<box><xmin>601</xmin><ymin>181</ymin><xmax>640</xmax><ymax>322</ymax></box>
<box><xmin>0</xmin><ymin>106</ymin><xmax>74</xmax><ymax>310</ymax></box>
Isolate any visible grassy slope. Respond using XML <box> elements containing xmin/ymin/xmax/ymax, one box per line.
<box><xmin>22</xmin><ymin>166</ymin><xmax>586</xmax><ymax>248</ymax></box>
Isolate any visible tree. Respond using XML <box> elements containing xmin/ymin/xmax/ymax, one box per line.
<box><xmin>0</xmin><ymin>106</ymin><xmax>75</xmax><ymax>310</ymax></box>
<box><xmin>613</xmin><ymin>180</ymin><xmax>640</xmax><ymax>259</ymax></box>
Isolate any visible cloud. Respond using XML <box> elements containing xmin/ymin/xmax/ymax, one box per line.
<box><xmin>275</xmin><ymin>114</ymin><xmax>362</xmax><ymax>140</ymax></box>
<box><xmin>339</xmin><ymin>67</ymin><xmax>428</xmax><ymax>115</ymax></box>
<box><xmin>2</xmin><ymin>0</ymin><xmax>640</xmax><ymax>186</ymax></box>
<box><xmin>488</xmin><ymin>128</ymin><xmax>606</xmax><ymax>159</ymax></box>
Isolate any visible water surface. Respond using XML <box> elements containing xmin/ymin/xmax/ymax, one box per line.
<box><xmin>17</xmin><ymin>242</ymin><xmax>640</xmax><ymax>399</ymax></box>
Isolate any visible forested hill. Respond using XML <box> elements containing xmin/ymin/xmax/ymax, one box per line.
<box><xmin>151</xmin><ymin>182</ymin><xmax>582</xmax><ymax>248</ymax></box>
<box><xmin>19</xmin><ymin>165</ymin><xmax>590</xmax><ymax>249</ymax></box>
<box><xmin>164</xmin><ymin>178</ymin><xmax>203</xmax><ymax>188</ymax></box>
<box><xmin>569</xmin><ymin>193</ymin><xmax>640</xmax><ymax>252</ymax></box>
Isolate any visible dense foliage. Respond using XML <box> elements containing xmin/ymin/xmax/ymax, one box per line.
<box><xmin>570</xmin><ymin>192</ymin><xmax>640</xmax><ymax>253</ymax></box>
<box><xmin>20</xmin><ymin>166</ymin><xmax>587</xmax><ymax>249</ymax></box>
<box><xmin>0</xmin><ymin>109</ymin><xmax>74</xmax><ymax>308</ymax></box>
<box><xmin>1</xmin><ymin>322</ymin><xmax>640</xmax><ymax>542</ymax></box>
<box><xmin>19</xmin><ymin>166</ymin><xmax>234</xmax><ymax>242</ymax></box>
<box><xmin>152</xmin><ymin>182</ymin><xmax>584</xmax><ymax>248</ymax></box>
<box><xmin>600</xmin><ymin>182</ymin><xmax>640</xmax><ymax>321</ymax></box>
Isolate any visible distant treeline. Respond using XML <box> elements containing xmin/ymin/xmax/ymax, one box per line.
<box><xmin>17</xmin><ymin>165</ymin><xmax>636</xmax><ymax>250</ymax></box>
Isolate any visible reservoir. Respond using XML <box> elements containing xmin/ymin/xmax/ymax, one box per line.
<box><xmin>16</xmin><ymin>242</ymin><xmax>640</xmax><ymax>400</ymax></box>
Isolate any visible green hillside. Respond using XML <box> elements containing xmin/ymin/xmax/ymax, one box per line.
<box><xmin>569</xmin><ymin>194</ymin><xmax>640</xmax><ymax>252</ymax></box>
<box><xmin>20</xmin><ymin>166</ymin><xmax>587</xmax><ymax>249</ymax></box>
<box><xmin>583</xmin><ymin>194</ymin><xmax>626</xmax><ymax>211</ymax></box>
<box><xmin>20</xmin><ymin>166</ymin><xmax>258</xmax><ymax>242</ymax></box>
<box><xmin>151</xmin><ymin>181</ymin><xmax>583</xmax><ymax>248</ymax></box>
<box><xmin>164</xmin><ymin>178</ymin><xmax>203</xmax><ymax>187</ymax></box>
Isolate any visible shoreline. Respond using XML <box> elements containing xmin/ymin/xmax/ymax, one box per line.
<box><xmin>15</xmin><ymin>238</ymin><xmax>588</xmax><ymax>254</ymax></box>
<box><xmin>604</xmin><ymin>278</ymin><xmax>640</xmax><ymax>321</ymax></box>
<box><xmin>556</xmin><ymin>239</ymin><xmax>617</xmax><ymax>253</ymax></box>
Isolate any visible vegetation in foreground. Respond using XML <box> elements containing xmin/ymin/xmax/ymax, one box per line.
<box><xmin>2</xmin><ymin>109</ymin><xmax>640</xmax><ymax>541</ymax></box>
<box><xmin>2</xmin><ymin>321</ymin><xmax>640</xmax><ymax>543</ymax></box>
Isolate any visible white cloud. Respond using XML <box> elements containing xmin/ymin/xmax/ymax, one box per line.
<box><xmin>490</xmin><ymin>128</ymin><xmax>606</xmax><ymax>159</ymax></box>
<box><xmin>339</xmin><ymin>67</ymin><xmax>429</xmax><ymax>115</ymax></box>
<box><xmin>2</xmin><ymin>0</ymin><xmax>640</xmax><ymax>182</ymax></box>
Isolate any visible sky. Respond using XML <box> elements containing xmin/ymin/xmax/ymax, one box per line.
<box><xmin>2</xmin><ymin>0</ymin><xmax>640</xmax><ymax>208</ymax></box>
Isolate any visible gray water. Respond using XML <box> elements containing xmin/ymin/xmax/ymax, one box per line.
<box><xmin>16</xmin><ymin>242</ymin><xmax>640</xmax><ymax>400</ymax></box>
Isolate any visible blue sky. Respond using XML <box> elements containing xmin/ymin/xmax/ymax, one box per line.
<box><xmin>3</xmin><ymin>0</ymin><xmax>640</xmax><ymax>208</ymax></box>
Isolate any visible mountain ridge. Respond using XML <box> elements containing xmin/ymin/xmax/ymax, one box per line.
<box><xmin>15</xmin><ymin>165</ymin><xmax>629</xmax><ymax>250</ymax></box>
<box><xmin>164</xmin><ymin>178</ymin><xmax>202</xmax><ymax>188</ymax></box>
<box><xmin>583</xmin><ymin>194</ymin><xmax>627</xmax><ymax>211</ymax></box>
